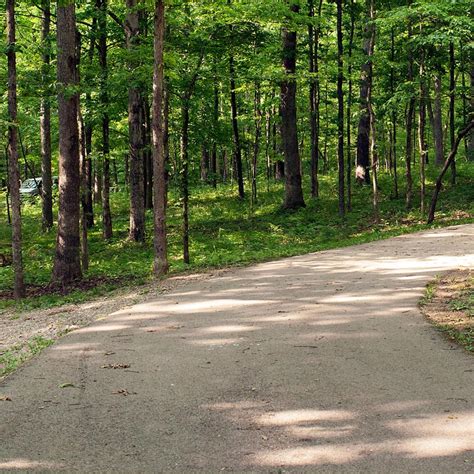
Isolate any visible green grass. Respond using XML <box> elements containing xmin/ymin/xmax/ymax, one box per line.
<box><xmin>1</xmin><ymin>161</ymin><xmax>473</xmax><ymax>312</ymax></box>
<box><xmin>439</xmin><ymin>327</ymin><xmax>474</xmax><ymax>353</ymax></box>
<box><xmin>0</xmin><ymin>336</ymin><xmax>54</xmax><ymax>378</ymax></box>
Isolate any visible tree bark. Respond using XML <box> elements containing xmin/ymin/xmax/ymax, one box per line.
<box><xmin>6</xmin><ymin>0</ymin><xmax>25</xmax><ymax>298</ymax></box>
<box><xmin>449</xmin><ymin>42</ymin><xmax>456</xmax><ymax>184</ymax></box>
<box><xmin>229</xmin><ymin>54</ymin><xmax>245</xmax><ymax>199</ymax></box>
<box><xmin>308</xmin><ymin>0</ymin><xmax>322</xmax><ymax>199</ymax></box>
<box><xmin>151</xmin><ymin>0</ymin><xmax>168</xmax><ymax>276</ymax></box>
<box><xmin>418</xmin><ymin>59</ymin><xmax>427</xmax><ymax>215</ymax></box>
<box><xmin>355</xmin><ymin>0</ymin><xmax>375</xmax><ymax>185</ymax></box>
<box><xmin>336</xmin><ymin>0</ymin><xmax>345</xmax><ymax>217</ymax></box>
<box><xmin>432</xmin><ymin>72</ymin><xmax>444</xmax><ymax>166</ymax></box>
<box><xmin>347</xmin><ymin>1</ymin><xmax>355</xmax><ymax>210</ymax></box>
<box><xmin>405</xmin><ymin>0</ymin><xmax>414</xmax><ymax>209</ymax></box>
<box><xmin>97</xmin><ymin>0</ymin><xmax>112</xmax><ymax>239</ymax></box>
<box><xmin>127</xmin><ymin>0</ymin><xmax>145</xmax><ymax>242</ymax></box>
<box><xmin>52</xmin><ymin>0</ymin><xmax>82</xmax><ymax>283</ymax></box>
<box><xmin>40</xmin><ymin>0</ymin><xmax>53</xmax><ymax>231</ymax></box>
<box><xmin>281</xmin><ymin>2</ymin><xmax>305</xmax><ymax>210</ymax></box>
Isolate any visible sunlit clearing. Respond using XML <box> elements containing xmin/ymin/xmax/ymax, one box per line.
<box><xmin>190</xmin><ymin>338</ymin><xmax>242</xmax><ymax>346</ymax></box>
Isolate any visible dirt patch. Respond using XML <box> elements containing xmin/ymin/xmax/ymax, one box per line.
<box><xmin>421</xmin><ymin>269</ymin><xmax>474</xmax><ymax>352</ymax></box>
<box><xmin>0</xmin><ymin>276</ymin><xmax>126</xmax><ymax>300</ymax></box>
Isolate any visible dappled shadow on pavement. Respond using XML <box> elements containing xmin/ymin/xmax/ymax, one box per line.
<box><xmin>1</xmin><ymin>225</ymin><xmax>473</xmax><ymax>471</ymax></box>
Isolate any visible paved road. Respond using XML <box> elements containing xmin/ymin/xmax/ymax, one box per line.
<box><xmin>1</xmin><ymin>225</ymin><xmax>473</xmax><ymax>472</ymax></box>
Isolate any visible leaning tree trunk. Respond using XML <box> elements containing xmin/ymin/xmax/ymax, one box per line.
<box><xmin>52</xmin><ymin>0</ymin><xmax>82</xmax><ymax>283</ymax></box>
<box><xmin>6</xmin><ymin>0</ymin><xmax>25</xmax><ymax>298</ymax></box>
<box><xmin>97</xmin><ymin>0</ymin><xmax>112</xmax><ymax>239</ymax></box>
<box><xmin>428</xmin><ymin>121</ymin><xmax>474</xmax><ymax>224</ymax></box>
<box><xmin>40</xmin><ymin>0</ymin><xmax>53</xmax><ymax>231</ymax></box>
<box><xmin>151</xmin><ymin>0</ymin><xmax>168</xmax><ymax>276</ymax></box>
<box><xmin>127</xmin><ymin>0</ymin><xmax>145</xmax><ymax>242</ymax></box>
<box><xmin>281</xmin><ymin>2</ymin><xmax>305</xmax><ymax>210</ymax></box>
<box><xmin>355</xmin><ymin>0</ymin><xmax>375</xmax><ymax>185</ymax></box>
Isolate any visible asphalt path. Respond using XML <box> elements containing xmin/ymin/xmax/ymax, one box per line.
<box><xmin>1</xmin><ymin>224</ymin><xmax>473</xmax><ymax>472</ymax></box>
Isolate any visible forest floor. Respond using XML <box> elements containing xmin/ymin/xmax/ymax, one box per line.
<box><xmin>1</xmin><ymin>224</ymin><xmax>473</xmax><ymax>472</ymax></box>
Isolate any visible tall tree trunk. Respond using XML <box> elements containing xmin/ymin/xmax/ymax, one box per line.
<box><xmin>449</xmin><ymin>42</ymin><xmax>456</xmax><ymax>184</ymax></box>
<box><xmin>347</xmin><ymin>1</ymin><xmax>355</xmax><ymax>210</ymax></box>
<box><xmin>211</xmin><ymin>78</ymin><xmax>218</xmax><ymax>188</ymax></box>
<box><xmin>229</xmin><ymin>54</ymin><xmax>245</xmax><ymax>199</ymax></box>
<box><xmin>390</xmin><ymin>27</ymin><xmax>398</xmax><ymax>198</ymax></box>
<box><xmin>432</xmin><ymin>72</ymin><xmax>444</xmax><ymax>166</ymax></box>
<box><xmin>151</xmin><ymin>0</ymin><xmax>168</xmax><ymax>276</ymax></box>
<box><xmin>251</xmin><ymin>84</ymin><xmax>262</xmax><ymax>205</ymax></box>
<box><xmin>181</xmin><ymin>102</ymin><xmax>190</xmax><ymax>264</ymax></box>
<box><xmin>40</xmin><ymin>0</ymin><xmax>53</xmax><ymax>231</ymax></box>
<box><xmin>97</xmin><ymin>0</ymin><xmax>112</xmax><ymax>239</ymax></box>
<box><xmin>336</xmin><ymin>0</ymin><xmax>345</xmax><ymax>216</ymax></box>
<box><xmin>6</xmin><ymin>0</ymin><xmax>25</xmax><ymax>298</ymax></box>
<box><xmin>84</xmin><ymin>22</ymin><xmax>95</xmax><ymax>227</ymax></box>
<box><xmin>418</xmin><ymin>58</ymin><xmax>427</xmax><ymax>215</ymax></box>
<box><xmin>356</xmin><ymin>0</ymin><xmax>375</xmax><ymax>185</ymax></box>
<box><xmin>405</xmin><ymin>0</ymin><xmax>414</xmax><ymax>209</ymax></box>
<box><xmin>78</xmin><ymin>109</ymin><xmax>89</xmax><ymax>272</ymax></box>
<box><xmin>281</xmin><ymin>2</ymin><xmax>305</xmax><ymax>210</ymax></box>
<box><xmin>127</xmin><ymin>0</ymin><xmax>145</xmax><ymax>242</ymax></box>
<box><xmin>52</xmin><ymin>0</ymin><xmax>82</xmax><ymax>283</ymax></box>
<box><xmin>308</xmin><ymin>0</ymin><xmax>322</xmax><ymax>199</ymax></box>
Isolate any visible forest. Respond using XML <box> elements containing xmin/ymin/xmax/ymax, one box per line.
<box><xmin>0</xmin><ymin>0</ymin><xmax>473</xmax><ymax>308</ymax></box>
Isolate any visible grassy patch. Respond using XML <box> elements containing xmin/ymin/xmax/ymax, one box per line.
<box><xmin>0</xmin><ymin>336</ymin><xmax>54</xmax><ymax>378</ymax></box>
<box><xmin>421</xmin><ymin>270</ymin><xmax>474</xmax><ymax>353</ymax></box>
<box><xmin>1</xmin><ymin>162</ymin><xmax>473</xmax><ymax>311</ymax></box>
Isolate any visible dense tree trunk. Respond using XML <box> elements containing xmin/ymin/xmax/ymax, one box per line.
<box><xmin>40</xmin><ymin>0</ymin><xmax>53</xmax><ymax>231</ymax></box>
<box><xmin>336</xmin><ymin>0</ymin><xmax>345</xmax><ymax>217</ymax></box>
<box><xmin>211</xmin><ymin>78</ymin><xmax>218</xmax><ymax>188</ymax></box>
<box><xmin>308</xmin><ymin>0</ymin><xmax>322</xmax><ymax>199</ymax></box>
<box><xmin>6</xmin><ymin>0</ymin><xmax>25</xmax><ymax>298</ymax></box>
<box><xmin>281</xmin><ymin>2</ymin><xmax>305</xmax><ymax>210</ymax></box>
<box><xmin>251</xmin><ymin>84</ymin><xmax>262</xmax><ymax>205</ymax></box>
<box><xmin>52</xmin><ymin>0</ymin><xmax>82</xmax><ymax>283</ymax></box>
<box><xmin>449</xmin><ymin>42</ymin><xmax>456</xmax><ymax>184</ymax></box>
<box><xmin>356</xmin><ymin>0</ymin><xmax>375</xmax><ymax>185</ymax></box>
<box><xmin>432</xmin><ymin>72</ymin><xmax>444</xmax><ymax>166</ymax></box>
<box><xmin>181</xmin><ymin>102</ymin><xmax>190</xmax><ymax>264</ymax></box>
<box><xmin>347</xmin><ymin>1</ymin><xmax>355</xmax><ymax>210</ymax></box>
<box><xmin>418</xmin><ymin>59</ymin><xmax>427</xmax><ymax>215</ymax></box>
<box><xmin>405</xmin><ymin>0</ymin><xmax>414</xmax><ymax>209</ymax></box>
<box><xmin>78</xmin><ymin>109</ymin><xmax>89</xmax><ymax>272</ymax></box>
<box><xmin>127</xmin><ymin>0</ymin><xmax>145</xmax><ymax>242</ymax></box>
<box><xmin>97</xmin><ymin>0</ymin><xmax>112</xmax><ymax>239</ymax></box>
<box><xmin>229</xmin><ymin>54</ymin><xmax>245</xmax><ymax>199</ymax></box>
<box><xmin>151</xmin><ymin>0</ymin><xmax>168</xmax><ymax>276</ymax></box>
<box><xmin>390</xmin><ymin>27</ymin><xmax>398</xmax><ymax>198</ymax></box>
